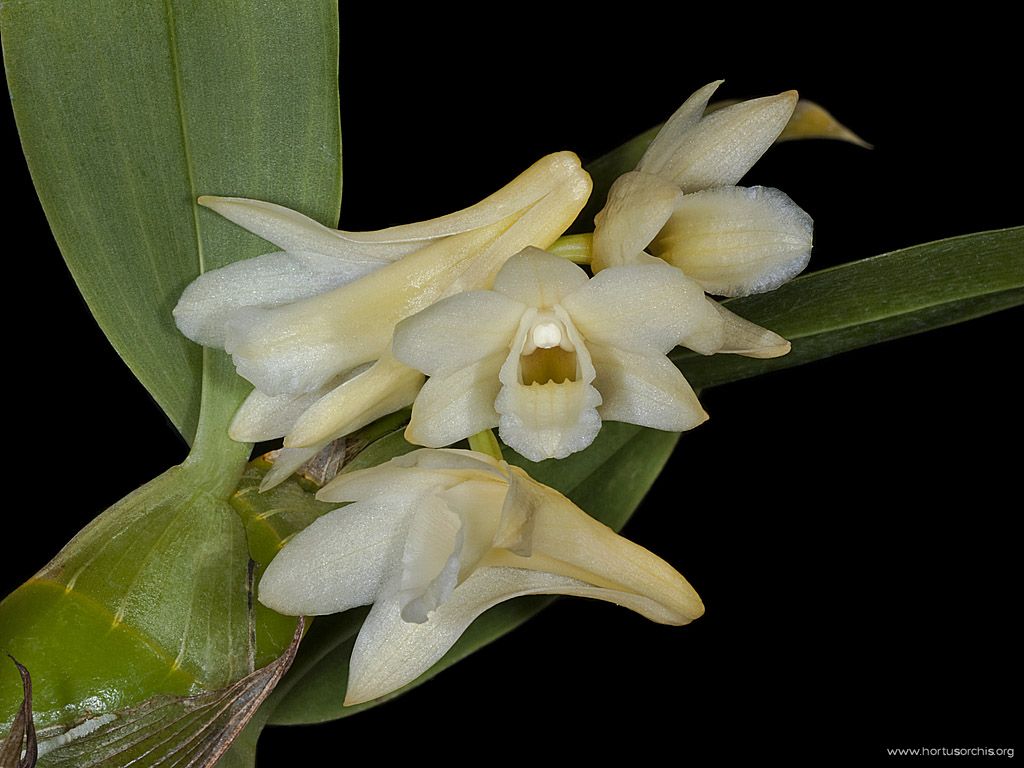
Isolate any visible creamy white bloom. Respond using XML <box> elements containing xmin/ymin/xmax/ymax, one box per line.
<box><xmin>392</xmin><ymin>248</ymin><xmax>788</xmax><ymax>461</ymax></box>
<box><xmin>258</xmin><ymin>448</ymin><xmax>704</xmax><ymax>705</ymax></box>
<box><xmin>592</xmin><ymin>80</ymin><xmax>814</xmax><ymax>297</ymax></box>
<box><xmin>173</xmin><ymin>153</ymin><xmax>591</xmax><ymax>487</ymax></box>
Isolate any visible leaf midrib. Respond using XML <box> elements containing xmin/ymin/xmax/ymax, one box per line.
<box><xmin>161</xmin><ymin>0</ymin><xmax>206</xmax><ymax>279</ymax></box>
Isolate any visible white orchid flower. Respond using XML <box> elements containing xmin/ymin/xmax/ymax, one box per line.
<box><xmin>392</xmin><ymin>247</ymin><xmax>787</xmax><ymax>461</ymax></box>
<box><xmin>174</xmin><ymin>153</ymin><xmax>591</xmax><ymax>487</ymax></box>
<box><xmin>592</xmin><ymin>80</ymin><xmax>814</xmax><ymax>297</ymax></box>
<box><xmin>258</xmin><ymin>448</ymin><xmax>704</xmax><ymax>705</ymax></box>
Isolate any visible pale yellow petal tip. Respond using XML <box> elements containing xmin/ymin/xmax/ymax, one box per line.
<box><xmin>662</xmin><ymin>580</ymin><xmax>705</xmax><ymax>624</ymax></box>
<box><xmin>741</xmin><ymin>337</ymin><xmax>791</xmax><ymax>359</ymax></box>
<box><xmin>282</xmin><ymin>431</ymin><xmax>314</xmax><ymax>449</ymax></box>
<box><xmin>402</xmin><ymin>420</ymin><xmax>434</xmax><ymax>449</ymax></box>
<box><xmin>772</xmin><ymin>338</ymin><xmax>792</xmax><ymax>358</ymax></box>
<box><xmin>343</xmin><ymin>678</ymin><xmax>390</xmax><ymax>707</ymax></box>
<box><xmin>544</xmin><ymin>149</ymin><xmax>584</xmax><ymax>173</ymax></box>
<box><xmin>258</xmin><ymin>471</ymin><xmax>284</xmax><ymax>494</ymax></box>
<box><xmin>779</xmin><ymin>99</ymin><xmax>873</xmax><ymax>149</ymax></box>
<box><xmin>696</xmin><ymin>408</ymin><xmax>711</xmax><ymax>428</ymax></box>
<box><xmin>573</xmin><ymin>169</ymin><xmax>595</xmax><ymax>202</ymax></box>
<box><xmin>690</xmin><ymin>595</ymin><xmax>707</xmax><ymax>621</ymax></box>
<box><xmin>227</xmin><ymin>413</ymin><xmax>256</xmax><ymax>442</ymax></box>
<box><xmin>197</xmin><ymin>194</ymin><xmax>256</xmax><ymax>214</ymax></box>
<box><xmin>343</xmin><ymin>689</ymin><xmax>368</xmax><ymax>707</ymax></box>
<box><xmin>196</xmin><ymin>194</ymin><xmax>229</xmax><ymax>208</ymax></box>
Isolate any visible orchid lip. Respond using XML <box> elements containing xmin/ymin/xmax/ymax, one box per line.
<box><xmin>519</xmin><ymin>310</ymin><xmax>579</xmax><ymax>385</ymax></box>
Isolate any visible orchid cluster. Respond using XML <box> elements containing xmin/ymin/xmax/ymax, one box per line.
<box><xmin>174</xmin><ymin>82</ymin><xmax>814</xmax><ymax>703</ymax></box>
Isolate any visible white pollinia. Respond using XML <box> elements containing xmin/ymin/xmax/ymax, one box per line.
<box><xmin>258</xmin><ymin>449</ymin><xmax>704</xmax><ymax>705</ymax></box>
<box><xmin>173</xmin><ymin>153</ymin><xmax>592</xmax><ymax>487</ymax></box>
<box><xmin>592</xmin><ymin>80</ymin><xmax>814</xmax><ymax>297</ymax></box>
<box><xmin>393</xmin><ymin>248</ymin><xmax>788</xmax><ymax>461</ymax></box>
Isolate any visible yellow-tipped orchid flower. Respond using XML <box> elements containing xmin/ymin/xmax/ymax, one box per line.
<box><xmin>174</xmin><ymin>153</ymin><xmax>591</xmax><ymax>487</ymax></box>
<box><xmin>393</xmin><ymin>248</ymin><xmax>787</xmax><ymax>461</ymax></box>
<box><xmin>258</xmin><ymin>448</ymin><xmax>704</xmax><ymax>705</ymax></box>
<box><xmin>593</xmin><ymin>81</ymin><xmax>814</xmax><ymax>296</ymax></box>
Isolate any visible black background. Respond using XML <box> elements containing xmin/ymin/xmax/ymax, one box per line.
<box><xmin>3</xmin><ymin>4</ymin><xmax>1020</xmax><ymax>763</ymax></box>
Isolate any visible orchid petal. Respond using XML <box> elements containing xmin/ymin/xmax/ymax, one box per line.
<box><xmin>490</xmin><ymin>246</ymin><xmax>589</xmax><ymax>307</ymax></box>
<box><xmin>284</xmin><ymin>354</ymin><xmax>424</xmax><ymax>449</ymax></box>
<box><xmin>318</xmin><ymin>459</ymin><xmax>499</xmax><ymax>505</ymax></box>
<box><xmin>392</xmin><ymin>447</ymin><xmax>505</xmax><ymax>473</ymax></box>
<box><xmin>392</xmin><ymin>291</ymin><xmax>524</xmax><ymax>378</ymax></box>
<box><xmin>680</xmin><ymin>298</ymin><xmax>791</xmax><ymax>358</ymax></box>
<box><xmin>260</xmin><ymin>444</ymin><xmax>325</xmax><ymax>492</ymax></box>
<box><xmin>438</xmin><ymin>479</ymin><xmax>508</xmax><ymax>568</ymax></box>
<box><xmin>491</xmin><ymin>469</ymin><xmax>542</xmax><ymax>556</ymax></box>
<box><xmin>222</xmin><ymin>222</ymin><xmax>505</xmax><ymax>396</ymax></box>
<box><xmin>591</xmin><ymin>171</ymin><xmax>682</xmax><ymax>272</ymax></box>
<box><xmin>173</xmin><ymin>249</ymin><xmax>385</xmax><ymax>347</ymax></box>
<box><xmin>257</xmin><ymin>492</ymin><xmax>427</xmax><ymax>615</ymax></box>
<box><xmin>404</xmin><ymin>352</ymin><xmax>504</xmax><ymax>448</ymax></box>
<box><xmin>229</xmin><ymin>387</ymin><xmax>326</xmax><ymax>442</ymax></box>
<box><xmin>398</xmin><ymin>504</ymin><xmax>464</xmax><ymax>623</ymax></box>
<box><xmin>777</xmin><ymin>99</ymin><xmax>872</xmax><ymax>147</ymax></box>
<box><xmin>710</xmin><ymin>302</ymin><xmax>792</xmax><ymax>358</ymax></box>
<box><xmin>221</xmin><ymin>154</ymin><xmax>590</xmax><ymax>397</ymax></box>
<box><xmin>229</xmin><ymin>365</ymin><xmax>370</xmax><ymax>441</ymax></box>
<box><xmin>346</xmin><ymin>560</ymin><xmax>700</xmax><ymax>706</ymax></box>
<box><xmin>656</xmin><ymin>91</ymin><xmax>798</xmax><ymax>193</ymax></box>
<box><xmin>650</xmin><ymin>185</ymin><xmax>813</xmax><ymax>297</ymax></box>
<box><xmin>198</xmin><ymin>196</ymin><xmax>418</xmax><ymax>260</ymax></box>
<box><xmin>444</xmin><ymin>159</ymin><xmax>593</xmax><ymax>295</ymax></box>
<box><xmin>492</xmin><ymin>466</ymin><xmax>704</xmax><ymax>623</ymax></box>
<box><xmin>588</xmin><ymin>343</ymin><xmax>707</xmax><ymax>431</ymax></box>
<box><xmin>339</xmin><ymin>151</ymin><xmax>593</xmax><ymax>244</ymax></box>
<box><xmin>636</xmin><ymin>80</ymin><xmax>723</xmax><ymax>175</ymax></box>
<box><xmin>561</xmin><ymin>259</ymin><xmax>714</xmax><ymax>356</ymax></box>
<box><xmin>344</xmin><ymin>567</ymin><xmax>569</xmax><ymax>705</ymax></box>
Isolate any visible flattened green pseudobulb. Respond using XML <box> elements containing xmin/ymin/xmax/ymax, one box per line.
<box><xmin>0</xmin><ymin>458</ymin><xmax>333</xmax><ymax>734</ymax></box>
<box><xmin>0</xmin><ymin>581</ymin><xmax>195</xmax><ymax>729</ymax></box>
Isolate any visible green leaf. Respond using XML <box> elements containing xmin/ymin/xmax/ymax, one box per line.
<box><xmin>1</xmin><ymin>0</ymin><xmax>342</xmax><ymax>443</ymax></box>
<box><xmin>0</xmin><ymin>466</ymin><xmax>278</xmax><ymax>730</ymax></box>
<box><xmin>674</xmin><ymin>227</ymin><xmax>1024</xmax><ymax>390</ymax></box>
<box><xmin>260</xmin><ymin>422</ymin><xmax>679</xmax><ymax>726</ymax></box>
<box><xmin>0</xmin><ymin>2</ymin><xmax>343</xmax><ymax>762</ymax></box>
<box><xmin>0</xmin><ymin>459</ymin><xmax>332</xmax><ymax>758</ymax></box>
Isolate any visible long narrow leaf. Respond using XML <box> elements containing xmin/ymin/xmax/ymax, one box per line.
<box><xmin>1</xmin><ymin>3</ymin><xmax>343</xmax><ymax>762</ymax></box>
<box><xmin>1</xmin><ymin>0</ymin><xmax>342</xmax><ymax>442</ymax></box>
<box><xmin>674</xmin><ymin>227</ymin><xmax>1024</xmax><ymax>389</ymax></box>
